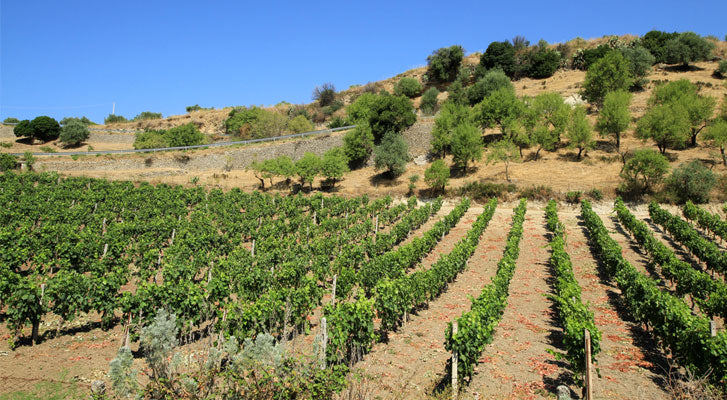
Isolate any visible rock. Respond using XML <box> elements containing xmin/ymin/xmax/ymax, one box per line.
<box><xmin>564</xmin><ymin>94</ymin><xmax>586</xmax><ymax>107</ymax></box>
<box><xmin>556</xmin><ymin>385</ymin><xmax>572</xmax><ymax>400</ymax></box>
<box><xmin>90</xmin><ymin>380</ymin><xmax>106</xmax><ymax>395</ymax></box>
<box><xmin>413</xmin><ymin>155</ymin><xmax>428</xmax><ymax>166</ymax></box>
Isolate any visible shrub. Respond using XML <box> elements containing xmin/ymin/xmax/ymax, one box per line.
<box><xmin>322</xmin><ymin>100</ymin><xmax>344</xmax><ymax>116</ymax></box>
<box><xmin>426</xmin><ymin>45</ymin><xmax>465</xmax><ymax>83</ymax></box>
<box><xmin>166</xmin><ymin>123</ymin><xmax>205</xmax><ymax>147</ymax></box>
<box><xmin>104</xmin><ymin>114</ymin><xmax>128</xmax><ymax>124</ymax></box>
<box><xmin>186</xmin><ymin>104</ymin><xmax>202</xmax><ymax>112</ymax></box>
<box><xmin>466</xmin><ymin>69</ymin><xmax>513</xmax><ymax>106</ymax></box>
<box><xmin>408</xmin><ymin>174</ymin><xmax>419</xmax><ymax>194</ymax></box>
<box><xmin>345</xmin><ymin>93</ymin><xmax>416</xmax><ymax>142</ymax></box>
<box><xmin>450</xmin><ymin>123</ymin><xmax>483</xmax><ymax>171</ymax></box>
<box><xmin>664</xmin><ymin>32</ymin><xmax>714</xmax><ymax>67</ymax></box>
<box><xmin>581</xmin><ymin>50</ymin><xmax>633</xmax><ymax>105</ymax></box>
<box><xmin>618</xmin><ymin>149</ymin><xmax>669</xmax><ymax>195</ymax></box>
<box><xmin>3</xmin><ymin>117</ymin><xmax>19</xmax><ymax>124</ymax></box>
<box><xmin>717</xmin><ymin>60</ymin><xmax>727</xmax><ymax>77</ymax></box>
<box><xmin>420</xmin><ymin>87</ymin><xmax>439</xmax><ymax>115</ymax></box>
<box><xmin>374</xmin><ymin>131</ymin><xmax>409</xmax><ymax>178</ymax></box>
<box><xmin>0</xmin><ymin>153</ymin><xmax>18</xmax><ymax>171</ymax></box>
<box><xmin>446</xmin><ymin>79</ymin><xmax>467</xmax><ymax>106</ymax></box>
<box><xmin>342</xmin><ymin>124</ymin><xmax>374</xmax><ymax>167</ymax></box>
<box><xmin>59</xmin><ymin>120</ymin><xmax>90</xmax><ymax>147</ymax></box>
<box><xmin>320</xmin><ymin>147</ymin><xmax>349</xmax><ymax>188</ymax></box>
<box><xmin>295</xmin><ymin>152</ymin><xmax>321</xmax><ymax>189</ymax></box>
<box><xmin>526</xmin><ymin>44</ymin><xmax>561</xmax><ymax>79</ymax></box>
<box><xmin>665</xmin><ymin>160</ymin><xmax>716</xmax><ymax>204</ymax></box>
<box><xmin>225</xmin><ymin>106</ymin><xmax>265</xmax><ymax>136</ymax></box>
<box><xmin>287</xmin><ymin>115</ymin><xmax>314</xmax><ymax>134</ymax></box>
<box><xmin>586</xmin><ymin>188</ymin><xmax>603</xmax><ymax>201</ymax></box>
<box><xmin>565</xmin><ymin>191</ymin><xmax>582</xmax><ymax>204</ymax></box>
<box><xmin>13</xmin><ymin>119</ymin><xmax>33</xmax><ymax>139</ymax></box>
<box><xmin>60</xmin><ymin>116</ymin><xmax>93</xmax><ymax>126</ymax></box>
<box><xmin>133</xmin><ymin>111</ymin><xmax>162</xmax><ymax>121</ymax></box>
<box><xmin>641</xmin><ymin>30</ymin><xmax>680</xmax><ymax>64</ymax></box>
<box><xmin>457</xmin><ymin>181</ymin><xmax>516</xmax><ymax>200</ymax></box>
<box><xmin>252</xmin><ymin>111</ymin><xmax>287</xmax><ymax>138</ymax></box>
<box><xmin>424</xmin><ymin>159</ymin><xmax>450</xmax><ymax>192</ymax></box>
<box><xmin>327</xmin><ymin>116</ymin><xmax>346</xmax><ymax>129</ymax></box>
<box><xmin>134</xmin><ymin>131</ymin><xmax>168</xmax><ymax>150</ymax></box>
<box><xmin>519</xmin><ymin>185</ymin><xmax>555</xmax><ymax>201</ymax></box>
<box><xmin>566</xmin><ymin>106</ymin><xmax>594</xmax><ymax>160</ymax></box>
<box><xmin>572</xmin><ymin>44</ymin><xmax>611</xmax><ymax>70</ymax></box>
<box><xmin>620</xmin><ymin>46</ymin><xmax>655</xmax><ymax>87</ymax></box>
<box><xmin>393</xmin><ymin>77</ymin><xmax>423</xmax><ymax>98</ymax></box>
<box><xmin>313</xmin><ymin>83</ymin><xmax>336</xmax><ymax>107</ymax></box>
<box><xmin>595</xmin><ymin>90</ymin><xmax>632</xmax><ymax>150</ymax></box>
<box><xmin>480</xmin><ymin>41</ymin><xmax>516</xmax><ymax>78</ymax></box>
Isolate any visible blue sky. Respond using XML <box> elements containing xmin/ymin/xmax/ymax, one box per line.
<box><xmin>1</xmin><ymin>0</ymin><xmax>725</xmax><ymax>123</ymax></box>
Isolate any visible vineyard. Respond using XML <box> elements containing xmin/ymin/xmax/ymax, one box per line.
<box><xmin>1</xmin><ymin>172</ymin><xmax>727</xmax><ymax>399</ymax></box>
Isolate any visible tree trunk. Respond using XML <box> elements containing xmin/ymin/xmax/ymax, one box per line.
<box><xmin>616</xmin><ymin>133</ymin><xmax>620</xmax><ymax>151</ymax></box>
<box><xmin>31</xmin><ymin>320</ymin><xmax>40</xmax><ymax>345</ymax></box>
<box><xmin>535</xmin><ymin>147</ymin><xmax>542</xmax><ymax>160</ymax></box>
<box><xmin>691</xmin><ymin>132</ymin><xmax>698</xmax><ymax>147</ymax></box>
<box><xmin>577</xmin><ymin>147</ymin><xmax>583</xmax><ymax>160</ymax></box>
<box><xmin>505</xmin><ymin>161</ymin><xmax>510</xmax><ymax>182</ymax></box>
<box><xmin>722</xmin><ymin>147</ymin><xmax>726</xmax><ymax>167</ymax></box>
<box><xmin>257</xmin><ymin>178</ymin><xmax>265</xmax><ymax>190</ymax></box>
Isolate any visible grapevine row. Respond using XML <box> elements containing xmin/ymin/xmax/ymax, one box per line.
<box><xmin>682</xmin><ymin>201</ymin><xmax>727</xmax><ymax>242</ymax></box>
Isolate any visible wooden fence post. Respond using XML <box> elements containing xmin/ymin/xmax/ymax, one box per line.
<box><xmin>331</xmin><ymin>275</ymin><xmax>337</xmax><ymax>306</ymax></box>
<box><xmin>320</xmin><ymin>317</ymin><xmax>327</xmax><ymax>370</ymax></box>
<box><xmin>585</xmin><ymin>329</ymin><xmax>593</xmax><ymax>400</ymax></box>
<box><xmin>452</xmin><ymin>321</ymin><xmax>458</xmax><ymax>400</ymax></box>
<box><xmin>710</xmin><ymin>320</ymin><xmax>717</xmax><ymax>337</ymax></box>
<box><xmin>251</xmin><ymin>239</ymin><xmax>256</xmax><ymax>257</ymax></box>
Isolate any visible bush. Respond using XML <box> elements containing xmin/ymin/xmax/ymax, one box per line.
<box><xmin>186</xmin><ymin>104</ymin><xmax>202</xmax><ymax>112</ymax></box>
<box><xmin>322</xmin><ymin>100</ymin><xmax>344</xmax><ymax>116</ymax></box>
<box><xmin>430</xmin><ymin>101</ymin><xmax>473</xmax><ymax>157</ymax></box>
<box><xmin>133</xmin><ymin>131</ymin><xmax>168</xmax><ymax>150</ymax></box>
<box><xmin>424</xmin><ymin>159</ymin><xmax>450</xmax><ymax>192</ymax></box>
<box><xmin>572</xmin><ymin>44</ymin><xmax>611</xmax><ymax>71</ymax></box>
<box><xmin>420</xmin><ymin>87</ymin><xmax>439</xmax><ymax>115</ymax></box>
<box><xmin>320</xmin><ymin>147</ymin><xmax>349</xmax><ymax>188</ymax></box>
<box><xmin>165</xmin><ymin>123</ymin><xmax>206</xmax><ymax>147</ymax></box>
<box><xmin>25</xmin><ymin>116</ymin><xmax>61</xmax><ymax>142</ymax></box>
<box><xmin>342</xmin><ymin>124</ymin><xmax>375</xmax><ymax>168</ymax></box>
<box><xmin>717</xmin><ymin>60</ymin><xmax>727</xmax><ymax>77</ymax></box>
<box><xmin>133</xmin><ymin>111</ymin><xmax>162</xmax><ymax>121</ymax></box>
<box><xmin>295</xmin><ymin>152</ymin><xmax>321</xmax><ymax>189</ymax></box>
<box><xmin>466</xmin><ymin>69</ymin><xmax>513</xmax><ymax>106</ymax></box>
<box><xmin>288</xmin><ymin>115</ymin><xmax>314</xmax><ymax>134</ymax></box>
<box><xmin>519</xmin><ymin>185</ymin><xmax>555</xmax><ymax>201</ymax></box>
<box><xmin>526</xmin><ymin>44</ymin><xmax>561</xmax><ymax>79</ymax></box>
<box><xmin>618</xmin><ymin>149</ymin><xmax>669</xmax><ymax>195</ymax></box>
<box><xmin>581</xmin><ymin>50</ymin><xmax>633</xmax><ymax>105</ymax></box>
<box><xmin>450</xmin><ymin>123</ymin><xmax>483</xmax><ymax>171</ymax></box>
<box><xmin>225</xmin><ymin>106</ymin><xmax>265</xmax><ymax>136</ymax></box>
<box><xmin>446</xmin><ymin>79</ymin><xmax>467</xmax><ymax>106</ymax></box>
<box><xmin>426</xmin><ymin>45</ymin><xmax>465</xmax><ymax>83</ymax></box>
<box><xmin>620</xmin><ymin>46</ymin><xmax>655</xmax><ymax>87</ymax></box>
<box><xmin>586</xmin><ymin>188</ymin><xmax>603</xmax><ymax>201</ymax></box>
<box><xmin>665</xmin><ymin>160</ymin><xmax>716</xmax><ymax>204</ymax></box>
<box><xmin>393</xmin><ymin>77</ymin><xmax>423</xmax><ymax>98</ymax></box>
<box><xmin>664</xmin><ymin>32</ymin><xmax>714</xmax><ymax>66</ymax></box>
<box><xmin>3</xmin><ymin>117</ymin><xmax>19</xmax><ymax>124</ymax></box>
<box><xmin>457</xmin><ymin>181</ymin><xmax>516</xmax><ymax>200</ymax></box>
<box><xmin>104</xmin><ymin>114</ymin><xmax>128</xmax><ymax>124</ymax></box>
<box><xmin>313</xmin><ymin>83</ymin><xmax>336</xmax><ymax>107</ymax></box>
<box><xmin>565</xmin><ymin>191</ymin><xmax>582</xmax><ymax>204</ymax></box>
<box><xmin>60</xmin><ymin>116</ymin><xmax>93</xmax><ymax>126</ymax></box>
<box><xmin>374</xmin><ymin>131</ymin><xmax>409</xmax><ymax>178</ymax></box>
<box><xmin>0</xmin><ymin>153</ymin><xmax>18</xmax><ymax>171</ymax></box>
<box><xmin>327</xmin><ymin>116</ymin><xmax>346</xmax><ymax>129</ymax></box>
<box><xmin>480</xmin><ymin>41</ymin><xmax>516</xmax><ymax>78</ymax></box>
<box><xmin>59</xmin><ymin>120</ymin><xmax>90</xmax><ymax>147</ymax></box>
<box><xmin>641</xmin><ymin>30</ymin><xmax>680</xmax><ymax>64</ymax></box>
<box><xmin>345</xmin><ymin>93</ymin><xmax>416</xmax><ymax>142</ymax></box>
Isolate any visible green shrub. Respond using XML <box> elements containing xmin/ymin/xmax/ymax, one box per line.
<box><xmin>327</xmin><ymin>116</ymin><xmax>346</xmax><ymax>129</ymax></box>
<box><xmin>426</xmin><ymin>45</ymin><xmax>465</xmax><ymax>83</ymax></box>
<box><xmin>717</xmin><ymin>60</ymin><xmax>727</xmax><ymax>77</ymax></box>
<box><xmin>3</xmin><ymin>117</ymin><xmax>19</xmax><ymax>124</ymax></box>
<box><xmin>665</xmin><ymin>160</ymin><xmax>716</xmax><ymax>204</ymax></box>
<box><xmin>374</xmin><ymin>131</ymin><xmax>409</xmax><ymax>178</ymax></box>
<box><xmin>295</xmin><ymin>152</ymin><xmax>321</xmax><ymax>189</ymax></box>
<box><xmin>572</xmin><ymin>44</ymin><xmax>611</xmax><ymax>71</ymax></box>
<box><xmin>27</xmin><ymin>116</ymin><xmax>61</xmax><ymax>142</ymax></box>
<box><xmin>565</xmin><ymin>191</ymin><xmax>582</xmax><ymax>204</ymax></box>
<box><xmin>664</xmin><ymin>32</ymin><xmax>714</xmax><ymax>66</ymax></box>
<box><xmin>345</xmin><ymin>93</ymin><xmax>416</xmax><ymax>142</ymax></box>
<box><xmin>526</xmin><ymin>43</ymin><xmax>561</xmax><ymax>79</ymax></box>
<box><xmin>620</xmin><ymin>46</ymin><xmax>655</xmax><ymax>87</ymax></box>
<box><xmin>586</xmin><ymin>188</ymin><xmax>604</xmax><ymax>201</ymax></box>
<box><xmin>466</xmin><ymin>69</ymin><xmax>513</xmax><ymax>106</ymax></box>
<box><xmin>13</xmin><ymin>119</ymin><xmax>33</xmax><ymax>139</ymax></box>
<box><xmin>39</xmin><ymin>146</ymin><xmax>56</xmax><ymax>153</ymax></box>
<box><xmin>313</xmin><ymin>83</ymin><xmax>336</xmax><ymax>107</ymax></box>
<box><xmin>133</xmin><ymin>111</ymin><xmax>162</xmax><ymax>121</ymax></box>
<box><xmin>165</xmin><ymin>123</ymin><xmax>206</xmax><ymax>147</ymax></box>
<box><xmin>393</xmin><ymin>77</ymin><xmax>423</xmax><ymax>98</ymax></box>
<box><xmin>0</xmin><ymin>153</ymin><xmax>18</xmax><ymax>171</ymax></box>
<box><xmin>225</xmin><ymin>106</ymin><xmax>265</xmax><ymax>136</ymax></box>
<box><xmin>320</xmin><ymin>147</ymin><xmax>349</xmax><ymax>188</ymax></box>
<box><xmin>519</xmin><ymin>185</ymin><xmax>555</xmax><ymax>201</ymax></box>
<box><xmin>430</xmin><ymin>101</ymin><xmax>473</xmax><ymax>158</ymax></box>
<box><xmin>446</xmin><ymin>79</ymin><xmax>467</xmax><ymax>106</ymax></box>
<box><xmin>565</xmin><ymin>105</ymin><xmax>594</xmax><ymax>160</ymax></box>
<box><xmin>134</xmin><ymin>131</ymin><xmax>168</xmax><ymax>150</ymax></box>
<box><xmin>408</xmin><ymin>174</ymin><xmax>419</xmax><ymax>194</ymax></box>
<box><xmin>104</xmin><ymin>114</ymin><xmax>128</xmax><ymax>124</ymax></box>
<box><xmin>288</xmin><ymin>115</ymin><xmax>314</xmax><ymax>134</ymax></box>
<box><xmin>322</xmin><ymin>100</ymin><xmax>344</xmax><ymax>116</ymax></box>
<box><xmin>60</xmin><ymin>116</ymin><xmax>94</xmax><ymax>126</ymax></box>
<box><xmin>186</xmin><ymin>104</ymin><xmax>202</xmax><ymax>112</ymax></box>
<box><xmin>420</xmin><ymin>87</ymin><xmax>439</xmax><ymax>115</ymax></box>
<box><xmin>618</xmin><ymin>149</ymin><xmax>669</xmax><ymax>195</ymax></box>
<box><xmin>424</xmin><ymin>159</ymin><xmax>450</xmax><ymax>192</ymax></box>
<box><xmin>457</xmin><ymin>181</ymin><xmax>516</xmax><ymax>200</ymax></box>
<box><xmin>641</xmin><ymin>30</ymin><xmax>680</xmax><ymax>64</ymax></box>
<box><xmin>343</xmin><ymin>124</ymin><xmax>374</xmax><ymax>168</ymax></box>
<box><xmin>0</xmin><ymin>142</ymin><xmax>11</xmax><ymax>148</ymax></box>
<box><xmin>581</xmin><ymin>50</ymin><xmax>633</xmax><ymax>105</ymax></box>
<box><xmin>480</xmin><ymin>41</ymin><xmax>516</xmax><ymax>78</ymax></box>
<box><xmin>59</xmin><ymin>120</ymin><xmax>90</xmax><ymax>147</ymax></box>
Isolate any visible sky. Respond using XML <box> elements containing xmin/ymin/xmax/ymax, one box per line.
<box><xmin>1</xmin><ymin>0</ymin><xmax>726</xmax><ymax>123</ymax></box>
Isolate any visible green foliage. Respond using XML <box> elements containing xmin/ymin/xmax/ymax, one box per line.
<box><xmin>424</xmin><ymin>159</ymin><xmax>450</xmax><ymax>192</ymax></box>
<box><xmin>595</xmin><ymin>90</ymin><xmax>632</xmax><ymax>150</ymax></box>
<box><xmin>133</xmin><ymin>131</ymin><xmax>168</xmax><ymax>150</ymax></box>
<box><xmin>109</xmin><ymin>346</ymin><xmax>139</xmax><ymax>398</ymax></box>
<box><xmin>476</xmin><ymin>87</ymin><xmax>524</xmax><ymax>134</ymax></box>
<box><xmin>324</xmin><ymin>295</ymin><xmax>376</xmax><ymax>365</ymax></box>
<box><xmin>132</xmin><ymin>111</ymin><xmax>162</xmax><ymax>121</ymax></box>
<box><xmin>104</xmin><ymin>114</ymin><xmax>128</xmax><ymax>124</ymax></box>
<box><xmin>587</xmin><ymin>188</ymin><xmax>604</xmax><ymax>201</ymax></box>
<box><xmin>312</xmin><ymin>83</ymin><xmax>336</xmax><ymax>106</ymax></box>
<box><xmin>619</xmin><ymin>149</ymin><xmax>669</xmax><ymax>195</ymax></box>
<box><xmin>374</xmin><ymin>131</ymin><xmax>409</xmax><ymax>177</ymax></box>
<box><xmin>419</xmin><ymin>87</ymin><xmax>439</xmax><ymax>115</ymax></box>
<box><xmin>320</xmin><ymin>147</ymin><xmax>349</xmax><ymax>187</ymax></box>
<box><xmin>641</xmin><ymin>30</ymin><xmax>680</xmax><ymax>64</ymax></box>
<box><xmin>59</xmin><ymin>120</ymin><xmax>90</xmax><ymax>147</ymax></box>
<box><xmin>480</xmin><ymin>41</ymin><xmax>516</xmax><ymax>78</ymax></box>
<box><xmin>165</xmin><ymin>123</ymin><xmax>206</xmax><ymax>147</ymax></box>
<box><xmin>393</xmin><ymin>77</ymin><xmax>423</xmax><ymax>98</ymax></box>
<box><xmin>430</xmin><ymin>102</ymin><xmax>473</xmax><ymax>158</ymax></box>
<box><xmin>525</xmin><ymin>44</ymin><xmax>561</xmax><ymax>79</ymax></box>
<box><xmin>718</xmin><ymin>60</ymin><xmax>727</xmax><ymax>77</ymax></box>
<box><xmin>620</xmin><ymin>46</ymin><xmax>655</xmax><ymax>87</ymax></box>
<box><xmin>225</xmin><ymin>106</ymin><xmax>265</xmax><ymax>136</ymax></box>
<box><xmin>522</xmin><ymin>92</ymin><xmax>569</xmax><ymax>158</ymax></box>
<box><xmin>60</xmin><ymin>116</ymin><xmax>94</xmax><ymax>126</ymax></box>
<box><xmin>0</xmin><ymin>153</ymin><xmax>18</xmax><ymax>172</ymax></box>
<box><xmin>446</xmin><ymin>79</ymin><xmax>467</xmax><ymax>106</ymax></box>
<box><xmin>664</xmin><ymin>32</ymin><xmax>714</xmax><ymax>66</ymax></box>
<box><xmin>703</xmin><ymin>120</ymin><xmax>727</xmax><ymax>165</ymax></box>
<box><xmin>140</xmin><ymin>309</ymin><xmax>178</xmax><ymax>380</ymax></box>
<box><xmin>636</xmin><ymin>103</ymin><xmax>691</xmax><ymax>153</ymax></box>
<box><xmin>186</xmin><ymin>104</ymin><xmax>202</xmax><ymax>112</ymax></box>
<box><xmin>466</xmin><ymin>69</ymin><xmax>513</xmax><ymax>106</ymax></box>
<box><xmin>295</xmin><ymin>152</ymin><xmax>321</xmax><ymax>189</ymax></box>
<box><xmin>450</xmin><ymin>123</ymin><xmax>483</xmax><ymax>171</ymax></box>
<box><xmin>342</xmin><ymin>124</ymin><xmax>374</xmax><ymax>167</ymax></box>
<box><xmin>287</xmin><ymin>114</ymin><xmax>314</xmax><ymax>134</ymax></box>
<box><xmin>13</xmin><ymin>120</ymin><xmax>33</xmax><ymax>139</ymax></box>
<box><xmin>3</xmin><ymin>117</ymin><xmax>20</xmax><ymax>124</ymax></box>
<box><xmin>581</xmin><ymin>50</ymin><xmax>634</xmax><ymax>105</ymax></box>
<box><xmin>25</xmin><ymin>116</ymin><xmax>61</xmax><ymax>142</ymax></box>
<box><xmin>23</xmin><ymin>152</ymin><xmax>34</xmax><ymax>171</ymax></box>
<box><xmin>665</xmin><ymin>161</ymin><xmax>716</xmax><ymax>204</ymax></box>
<box><xmin>457</xmin><ymin>181</ymin><xmax>516</xmax><ymax>200</ymax></box>
<box><xmin>252</xmin><ymin>111</ymin><xmax>287</xmax><ymax>138</ymax></box>
<box><xmin>486</xmin><ymin>140</ymin><xmax>520</xmax><ymax>181</ymax></box>
<box><xmin>565</xmin><ymin>106</ymin><xmax>594</xmax><ymax>160</ymax></box>
<box><xmin>327</xmin><ymin>116</ymin><xmax>346</xmax><ymax>129</ymax></box>
<box><xmin>346</xmin><ymin>93</ymin><xmax>416</xmax><ymax>142</ymax></box>
<box><xmin>649</xmin><ymin>79</ymin><xmax>716</xmax><ymax>146</ymax></box>
<box><xmin>426</xmin><ymin>45</ymin><xmax>465</xmax><ymax>83</ymax></box>
<box><xmin>572</xmin><ymin>44</ymin><xmax>611</xmax><ymax>70</ymax></box>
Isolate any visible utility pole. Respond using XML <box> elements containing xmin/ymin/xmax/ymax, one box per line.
<box><xmin>112</xmin><ymin>102</ymin><xmax>115</xmax><ymax>115</ymax></box>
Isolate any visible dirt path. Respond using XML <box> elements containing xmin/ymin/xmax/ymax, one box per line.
<box><xmin>559</xmin><ymin>208</ymin><xmax>669</xmax><ymax>400</ymax></box>
<box><xmin>351</xmin><ymin>206</ymin><xmax>511</xmax><ymax>399</ymax></box>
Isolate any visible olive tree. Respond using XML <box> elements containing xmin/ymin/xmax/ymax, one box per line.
<box><xmin>486</xmin><ymin>140</ymin><xmax>520</xmax><ymax>181</ymax></box>
<box><xmin>635</xmin><ymin>103</ymin><xmax>690</xmax><ymax>154</ymax></box>
<box><xmin>373</xmin><ymin>131</ymin><xmax>409</xmax><ymax>178</ymax></box>
<box><xmin>619</xmin><ymin>149</ymin><xmax>670</xmax><ymax>195</ymax></box>
<box><xmin>566</xmin><ymin>106</ymin><xmax>594</xmax><ymax>160</ymax></box>
<box><xmin>595</xmin><ymin>90</ymin><xmax>632</xmax><ymax>150</ymax></box>
<box><xmin>581</xmin><ymin>50</ymin><xmax>633</xmax><ymax>105</ymax></box>
<box><xmin>426</xmin><ymin>45</ymin><xmax>465</xmax><ymax>83</ymax></box>
<box><xmin>450</xmin><ymin>123</ymin><xmax>483</xmax><ymax>172</ymax></box>
<box><xmin>59</xmin><ymin>120</ymin><xmax>90</xmax><ymax>147</ymax></box>
<box><xmin>702</xmin><ymin>120</ymin><xmax>727</xmax><ymax>165</ymax></box>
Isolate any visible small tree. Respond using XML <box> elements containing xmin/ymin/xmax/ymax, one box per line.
<box><xmin>466</xmin><ymin>69</ymin><xmax>513</xmax><ymax>106</ymax></box>
<box><xmin>287</xmin><ymin>115</ymin><xmax>314</xmax><ymax>134</ymax></box>
<box><xmin>59</xmin><ymin>120</ymin><xmax>90</xmax><ymax>147</ymax></box>
<box><xmin>345</xmin><ymin>93</ymin><xmax>416</xmax><ymax>142</ymax></box>
<box><xmin>320</xmin><ymin>147</ymin><xmax>349</xmax><ymax>188</ymax></box>
<box><xmin>424</xmin><ymin>159</ymin><xmax>450</xmax><ymax>193</ymax></box>
<box><xmin>313</xmin><ymin>83</ymin><xmax>336</xmax><ymax>107</ymax></box>
<box><xmin>430</xmin><ymin>102</ymin><xmax>473</xmax><ymax>158</ymax></box>
<box><xmin>595</xmin><ymin>90</ymin><xmax>632</xmax><ymax>150</ymax></box>
<box><xmin>566</xmin><ymin>106</ymin><xmax>594</xmax><ymax>160</ymax></box>
<box><xmin>526</xmin><ymin>43</ymin><xmax>561</xmax><ymax>79</ymax></box>
<box><xmin>703</xmin><ymin>120</ymin><xmax>727</xmax><ymax>165</ymax></box>
<box><xmin>446</xmin><ymin>79</ymin><xmax>467</xmax><ymax>106</ymax></box>
<box><xmin>619</xmin><ymin>149</ymin><xmax>669</xmax><ymax>194</ymax></box>
<box><xmin>394</xmin><ymin>77</ymin><xmax>423</xmax><ymax>98</ymax></box>
<box><xmin>426</xmin><ymin>45</ymin><xmax>465</xmax><ymax>83</ymax></box>
<box><xmin>581</xmin><ymin>50</ymin><xmax>633</xmax><ymax>105</ymax></box>
<box><xmin>636</xmin><ymin>103</ymin><xmax>690</xmax><ymax>154</ymax></box>
<box><xmin>620</xmin><ymin>46</ymin><xmax>655</xmax><ymax>88</ymax></box>
<box><xmin>165</xmin><ymin>123</ymin><xmax>205</xmax><ymax>147</ymax></box>
<box><xmin>480</xmin><ymin>41</ymin><xmax>516</xmax><ymax>78</ymax></box>
<box><xmin>649</xmin><ymin>80</ymin><xmax>716</xmax><ymax>147</ymax></box>
<box><xmin>486</xmin><ymin>140</ymin><xmax>520</xmax><ymax>181</ymax></box>
<box><xmin>13</xmin><ymin>120</ymin><xmax>33</xmax><ymax>141</ymax></box>
<box><xmin>3</xmin><ymin>117</ymin><xmax>19</xmax><ymax>124</ymax></box>
<box><xmin>342</xmin><ymin>124</ymin><xmax>374</xmax><ymax>168</ymax></box>
<box><xmin>374</xmin><ymin>131</ymin><xmax>409</xmax><ymax>178</ymax></box>
<box><xmin>248</xmin><ymin>160</ymin><xmax>274</xmax><ymax>189</ymax></box>
<box><xmin>522</xmin><ymin>92</ymin><xmax>569</xmax><ymax>158</ymax></box>
<box><xmin>273</xmin><ymin>155</ymin><xmax>297</xmax><ymax>185</ymax></box>
<box><xmin>664</xmin><ymin>32</ymin><xmax>714</xmax><ymax>67</ymax></box>
<box><xmin>717</xmin><ymin>60</ymin><xmax>727</xmax><ymax>78</ymax></box>
<box><xmin>225</xmin><ymin>106</ymin><xmax>265</xmax><ymax>136</ymax></box>
<box><xmin>252</xmin><ymin>111</ymin><xmax>287</xmax><ymax>138</ymax></box>
<box><xmin>450</xmin><ymin>123</ymin><xmax>483</xmax><ymax>172</ymax></box>
<box><xmin>666</xmin><ymin>161</ymin><xmax>715</xmax><ymax>204</ymax></box>
<box><xmin>295</xmin><ymin>152</ymin><xmax>322</xmax><ymax>190</ymax></box>
<box><xmin>104</xmin><ymin>114</ymin><xmax>128</xmax><ymax>124</ymax></box>
<box><xmin>420</xmin><ymin>87</ymin><xmax>439</xmax><ymax>115</ymax></box>
<box><xmin>28</xmin><ymin>116</ymin><xmax>61</xmax><ymax>142</ymax></box>
<box><xmin>476</xmin><ymin>87</ymin><xmax>524</xmax><ymax>135</ymax></box>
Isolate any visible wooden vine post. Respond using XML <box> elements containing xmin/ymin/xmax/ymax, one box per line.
<box><xmin>320</xmin><ymin>317</ymin><xmax>328</xmax><ymax>370</ymax></box>
<box><xmin>710</xmin><ymin>320</ymin><xmax>717</xmax><ymax>337</ymax></box>
<box><xmin>331</xmin><ymin>275</ymin><xmax>337</xmax><ymax>306</ymax></box>
<box><xmin>451</xmin><ymin>321</ymin><xmax>458</xmax><ymax>400</ymax></box>
<box><xmin>584</xmin><ymin>328</ymin><xmax>593</xmax><ymax>400</ymax></box>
